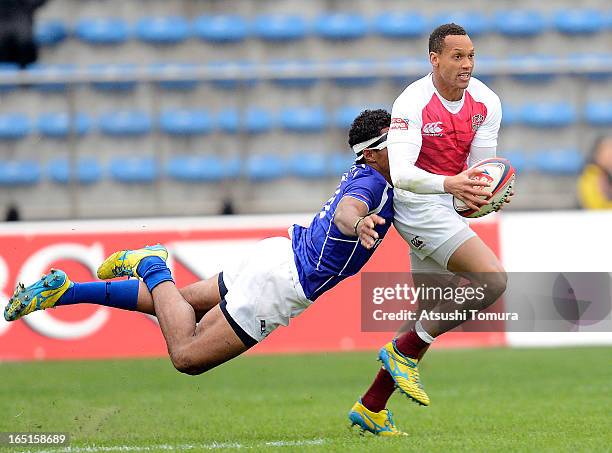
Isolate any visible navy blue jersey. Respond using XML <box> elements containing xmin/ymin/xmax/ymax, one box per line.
<box><xmin>291</xmin><ymin>164</ymin><xmax>394</xmax><ymax>301</ymax></box>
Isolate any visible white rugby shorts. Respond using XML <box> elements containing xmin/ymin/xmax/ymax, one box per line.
<box><xmin>393</xmin><ymin>190</ymin><xmax>476</xmax><ymax>271</ymax></box>
<box><xmin>219</xmin><ymin>236</ymin><xmax>311</xmax><ymax>345</ymax></box>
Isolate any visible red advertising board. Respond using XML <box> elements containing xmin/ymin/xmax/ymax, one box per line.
<box><xmin>0</xmin><ymin>216</ymin><xmax>504</xmax><ymax>361</ymax></box>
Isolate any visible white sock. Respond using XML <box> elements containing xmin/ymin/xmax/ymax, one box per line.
<box><xmin>415</xmin><ymin>320</ymin><xmax>434</xmax><ymax>344</ymax></box>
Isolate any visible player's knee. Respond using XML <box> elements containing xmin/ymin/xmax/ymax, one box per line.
<box><xmin>481</xmin><ymin>269</ymin><xmax>507</xmax><ymax>306</ymax></box>
<box><xmin>170</xmin><ymin>350</ymin><xmax>205</xmax><ymax>376</ymax></box>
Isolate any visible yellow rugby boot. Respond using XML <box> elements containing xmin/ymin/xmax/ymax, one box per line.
<box><xmin>97</xmin><ymin>244</ymin><xmax>168</xmax><ymax>280</ymax></box>
<box><xmin>348</xmin><ymin>400</ymin><xmax>408</xmax><ymax>437</ymax></box>
<box><xmin>4</xmin><ymin>269</ymin><xmax>72</xmax><ymax>321</ymax></box>
<box><xmin>378</xmin><ymin>340</ymin><xmax>430</xmax><ymax>406</ymax></box>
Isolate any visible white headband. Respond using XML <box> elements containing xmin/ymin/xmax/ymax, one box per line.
<box><xmin>352</xmin><ymin>132</ymin><xmax>388</xmax><ymax>160</ymax></box>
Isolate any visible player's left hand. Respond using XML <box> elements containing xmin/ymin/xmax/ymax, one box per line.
<box><xmin>494</xmin><ymin>190</ymin><xmax>514</xmax><ymax>212</ymax></box>
<box><xmin>357</xmin><ymin>214</ymin><xmax>385</xmax><ymax>249</ymax></box>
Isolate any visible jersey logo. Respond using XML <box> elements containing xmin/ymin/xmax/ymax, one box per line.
<box><xmin>472</xmin><ymin>114</ymin><xmax>485</xmax><ymax>131</ymax></box>
<box><xmin>390</xmin><ymin>117</ymin><xmax>409</xmax><ymax>130</ymax></box>
<box><xmin>422</xmin><ymin>121</ymin><xmax>443</xmax><ymax>136</ymax></box>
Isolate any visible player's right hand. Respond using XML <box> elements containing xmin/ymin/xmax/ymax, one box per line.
<box><xmin>444</xmin><ymin>167</ymin><xmax>491</xmax><ymax>212</ymax></box>
<box><xmin>357</xmin><ymin>214</ymin><xmax>385</xmax><ymax>249</ymax></box>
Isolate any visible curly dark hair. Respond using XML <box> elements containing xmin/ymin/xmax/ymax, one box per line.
<box><xmin>429</xmin><ymin>23</ymin><xmax>467</xmax><ymax>54</ymax></box>
<box><xmin>348</xmin><ymin>109</ymin><xmax>391</xmax><ymax>149</ymax></box>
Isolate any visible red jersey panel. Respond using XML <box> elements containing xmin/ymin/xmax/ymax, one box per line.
<box><xmin>416</xmin><ymin>90</ymin><xmax>488</xmax><ymax>176</ymax></box>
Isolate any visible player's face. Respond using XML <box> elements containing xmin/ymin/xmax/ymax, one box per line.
<box><xmin>431</xmin><ymin>34</ymin><xmax>475</xmax><ymax>91</ymax></box>
<box><xmin>368</xmin><ymin>127</ymin><xmax>390</xmax><ymax>176</ymax></box>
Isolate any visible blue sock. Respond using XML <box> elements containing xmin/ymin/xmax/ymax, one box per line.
<box><xmin>137</xmin><ymin>256</ymin><xmax>174</xmax><ymax>292</ymax></box>
<box><xmin>57</xmin><ymin>279</ymin><xmax>139</xmax><ymax>311</ymax></box>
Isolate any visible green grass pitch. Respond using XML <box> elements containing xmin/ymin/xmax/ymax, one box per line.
<box><xmin>0</xmin><ymin>347</ymin><xmax>610</xmax><ymax>452</ymax></box>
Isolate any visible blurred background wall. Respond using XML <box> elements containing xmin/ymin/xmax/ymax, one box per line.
<box><xmin>0</xmin><ymin>0</ymin><xmax>610</xmax><ymax>220</ymax></box>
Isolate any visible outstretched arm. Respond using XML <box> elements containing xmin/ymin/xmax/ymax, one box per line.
<box><xmin>388</xmin><ymin>141</ymin><xmax>491</xmax><ymax>212</ymax></box>
<box><xmin>334</xmin><ymin>196</ymin><xmax>385</xmax><ymax>249</ymax></box>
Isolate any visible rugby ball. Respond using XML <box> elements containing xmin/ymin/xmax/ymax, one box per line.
<box><xmin>453</xmin><ymin>158</ymin><xmax>515</xmax><ymax>218</ymax></box>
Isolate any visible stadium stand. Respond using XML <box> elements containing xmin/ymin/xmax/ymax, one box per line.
<box><xmin>0</xmin><ymin>0</ymin><xmax>610</xmax><ymax>218</ymax></box>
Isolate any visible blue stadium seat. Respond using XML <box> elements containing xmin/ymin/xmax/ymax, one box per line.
<box><xmin>149</xmin><ymin>63</ymin><xmax>199</xmax><ymax>90</ymax></box>
<box><xmin>38</xmin><ymin>112</ymin><xmax>92</xmax><ymax>138</ymax></box>
<box><xmin>252</xmin><ymin>14</ymin><xmax>306</xmax><ymax>41</ymax></box>
<box><xmin>474</xmin><ymin>55</ymin><xmax>498</xmax><ymax>83</ymax></box>
<box><xmin>569</xmin><ymin>54</ymin><xmax>612</xmax><ymax>81</ymax></box>
<box><xmin>521</xmin><ymin>102</ymin><xmax>576</xmax><ymax>128</ymax></box>
<box><xmin>99</xmin><ymin>111</ymin><xmax>151</xmax><ymax>137</ymax></box>
<box><xmin>245</xmin><ymin>154</ymin><xmax>286</xmax><ymax>181</ymax></box>
<box><xmin>500</xmin><ymin>151</ymin><xmax>528</xmax><ymax>173</ymax></box>
<box><xmin>289</xmin><ymin>152</ymin><xmax>328</xmax><ymax>179</ymax></box>
<box><xmin>35</xmin><ymin>20</ymin><xmax>68</xmax><ymax>46</ymax></box>
<box><xmin>109</xmin><ymin>156</ymin><xmax>157</xmax><ymax>183</ymax></box>
<box><xmin>0</xmin><ymin>114</ymin><xmax>30</xmax><ymax>139</ymax></box>
<box><xmin>373</xmin><ymin>12</ymin><xmax>427</xmax><ymax>38</ymax></box>
<box><xmin>584</xmin><ymin>101</ymin><xmax>612</xmax><ymax>126</ymax></box>
<box><xmin>0</xmin><ymin>160</ymin><xmax>40</xmax><ymax>185</ymax></box>
<box><xmin>553</xmin><ymin>9</ymin><xmax>604</xmax><ymax>35</ymax></box>
<box><xmin>330</xmin><ymin>152</ymin><xmax>355</xmax><ymax>176</ymax></box>
<box><xmin>314</xmin><ymin>13</ymin><xmax>368</xmax><ymax>40</ymax></box>
<box><xmin>269</xmin><ymin>60</ymin><xmax>318</xmax><ymax>88</ymax></box>
<box><xmin>166</xmin><ymin>155</ymin><xmax>239</xmax><ymax>182</ymax></box>
<box><xmin>431</xmin><ymin>12</ymin><xmax>490</xmax><ymax>37</ymax></box>
<box><xmin>47</xmin><ymin>157</ymin><xmax>102</xmax><ymax>184</ymax></box>
<box><xmin>329</xmin><ymin>60</ymin><xmax>379</xmax><ymax>86</ymax></box>
<box><xmin>493</xmin><ymin>10</ymin><xmax>546</xmax><ymax>37</ymax></box>
<box><xmin>75</xmin><ymin>18</ymin><xmax>129</xmax><ymax>45</ymax></box>
<box><xmin>26</xmin><ymin>64</ymin><xmax>75</xmax><ymax>92</ymax></box>
<box><xmin>334</xmin><ymin>106</ymin><xmax>362</xmax><ymax>129</ymax></box>
<box><xmin>509</xmin><ymin>55</ymin><xmax>557</xmax><ymax>83</ymax></box>
<box><xmin>387</xmin><ymin>57</ymin><xmax>429</xmax><ymax>85</ymax></box>
<box><xmin>159</xmin><ymin>109</ymin><xmax>212</xmax><ymax>136</ymax></box>
<box><xmin>88</xmin><ymin>64</ymin><xmax>137</xmax><ymax>91</ymax></box>
<box><xmin>208</xmin><ymin>61</ymin><xmax>257</xmax><ymax>89</ymax></box>
<box><xmin>0</xmin><ymin>63</ymin><xmax>19</xmax><ymax>92</ymax></box>
<box><xmin>280</xmin><ymin>107</ymin><xmax>327</xmax><ymax>133</ymax></box>
<box><xmin>225</xmin><ymin>157</ymin><xmax>242</xmax><ymax>180</ymax></box>
<box><xmin>193</xmin><ymin>15</ymin><xmax>248</xmax><ymax>43</ymax></box>
<box><xmin>244</xmin><ymin>108</ymin><xmax>274</xmax><ymax>134</ymax></box>
<box><xmin>501</xmin><ymin>104</ymin><xmax>522</xmax><ymax>126</ymax></box>
<box><xmin>135</xmin><ymin>16</ymin><xmax>191</xmax><ymax>44</ymax></box>
<box><xmin>217</xmin><ymin>108</ymin><xmax>274</xmax><ymax>134</ymax></box>
<box><xmin>532</xmin><ymin>149</ymin><xmax>584</xmax><ymax>175</ymax></box>
<box><xmin>216</xmin><ymin>109</ymin><xmax>239</xmax><ymax>133</ymax></box>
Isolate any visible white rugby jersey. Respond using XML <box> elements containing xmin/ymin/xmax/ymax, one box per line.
<box><xmin>388</xmin><ymin>74</ymin><xmax>502</xmax><ymax>194</ymax></box>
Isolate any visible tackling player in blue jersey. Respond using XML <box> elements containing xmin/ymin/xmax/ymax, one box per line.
<box><xmin>4</xmin><ymin>109</ymin><xmax>407</xmax><ymax>435</ymax></box>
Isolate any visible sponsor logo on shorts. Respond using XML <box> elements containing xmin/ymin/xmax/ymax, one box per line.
<box><xmin>471</xmin><ymin>114</ymin><xmax>485</xmax><ymax>131</ymax></box>
<box><xmin>422</xmin><ymin>121</ymin><xmax>443</xmax><ymax>136</ymax></box>
<box><xmin>410</xmin><ymin>236</ymin><xmax>425</xmax><ymax>250</ymax></box>
<box><xmin>260</xmin><ymin>320</ymin><xmax>266</xmax><ymax>336</ymax></box>
<box><xmin>390</xmin><ymin>117</ymin><xmax>409</xmax><ymax>130</ymax></box>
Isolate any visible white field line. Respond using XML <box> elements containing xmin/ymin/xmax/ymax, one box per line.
<box><xmin>23</xmin><ymin>438</ymin><xmax>326</xmax><ymax>453</ymax></box>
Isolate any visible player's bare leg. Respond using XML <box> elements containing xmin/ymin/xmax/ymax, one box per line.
<box><xmin>365</xmin><ymin>236</ymin><xmax>507</xmax><ymax>408</ymax></box>
<box><xmin>135</xmin><ymin>277</ymin><xmax>222</xmax><ymax>322</ymax></box>
<box><xmin>419</xmin><ymin>235</ymin><xmax>507</xmax><ymax>336</ymax></box>
<box><xmin>150</xmin><ymin>281</ymin><xmax>248</xmax><ymax>374</ymax></box>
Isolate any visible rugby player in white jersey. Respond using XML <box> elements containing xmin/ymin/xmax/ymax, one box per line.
<box><xmin>349</xmin><ymin>23</ymin><xmax>511</xmax><ymax>433</ymax></box>
<box><xmin>5</xmin><ymin>110</ymin><xmax>410</xmax><ymax>435</ymax></box>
